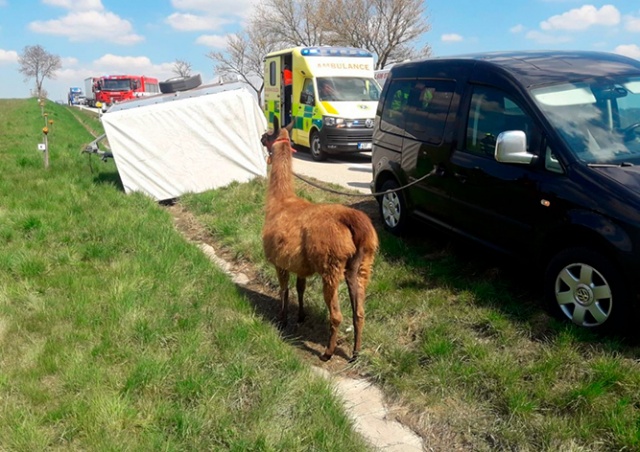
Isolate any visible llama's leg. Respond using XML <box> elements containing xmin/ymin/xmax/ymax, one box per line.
<box><xmin>320</xmin><ymin>279</ymin><xmax>342</xmax><ymax>361</ymax></box>
<box><xmin>296</xmin><ymin>276</ymin><xmax>306</xmax><ymax>323</ymax></box>
<box><xmin>345</xmin><ymin>259</ymin><xmax>365</xmax><ymax>361</ymax></box>
<box><xmin>276</xmin><ymin>267</ymin><xmax>289</xmax><ymax>326</ymax></box>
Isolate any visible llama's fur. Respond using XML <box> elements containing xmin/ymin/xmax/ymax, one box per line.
<box><xmin>261</xmin><ymin>125</ymin><xmax>378</xmax><ymax>361</ymax></box>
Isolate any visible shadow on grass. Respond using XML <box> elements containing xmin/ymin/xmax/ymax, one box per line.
<box><xmin>235</xmin><ymin>284</ymin><xmax>354</xmax><ymax>362</ymax></box>
<box><xmin>348</xmin><ymin>199</ymin><xmax>634</xmax><ymax>353</ymax></box>
<box><xmin>83</xmin><ymin>163</ymin><xmax>123</xmax><ymax>192</ymax></box>
<box><xmin>93</xmin><ymin>171</ymin><xmax>124</xmax><ymax>191</ymax></box>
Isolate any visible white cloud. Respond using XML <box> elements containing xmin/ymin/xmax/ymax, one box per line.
<box><xmin>510</xmin><ymin>24</ymin><xmax>525</xmax><ymax>33</ymax></box>
<box><xmin>441</xmin><ymin>33</ymin><xmax>463</xmax><ymax>43</ymax></box>
<box><xmin>195</xmin><ymin>34</ymin><xmax>229</xmax><ymax>48</ymax></box>
<box><xmin>525</xmin><ymin>30</ymin><xmax>573</xmax><ymax>44</ymax></box>
<box><xmin>166</xmin><ymin>0</ymin><xmax>256</xmax><ymax>32</ymax></box>
<box><xmin>28</xmin><ymin>11</ymin><xmax>143</xmax><ymax>45</ymax></box>
<box><xmin>625</xmin><ymin>14</ymin><xmax>640</xmax><ymax>32</ymax></box>
<box><xmin>91</xmin><ymin>54</ymin><xmax>175</xmax><ymax>80</ymax></box>
<box><xmin>171</xmin><ymin>0</ymin><xmax>255</xmax><ymax>15</ymax></box>
<box><xmin>0</xmin><ymin>48</ymin><xmax>18</xmax><ymax>64</ymax></box>
<box><xmin>42</xmin><ymin>0</ymin><xmax>104</xmax><ymax>11</ymax></box>
<box><xmin>614</xmin><ymin>44</ymin><xmax>640</xmax><ymax>60</ymax></box>
<box><xmin>51</xmin><ymin>55</ymin><xmax>174</xmax><ymax>88</ymax></box>
<box><xmin>166</xmin><ymin>12</ymin><xmax>230</xmax><ymax>31</ymax></box>
<box><xmin>540</xmin><ymin>4</ymin><xmax>620</xmax><ymax>31</ymax></box>
<box><xmin>62</xmin><ymin>56</ymin><xmax>78</xmax><ymax>66</ymax></box>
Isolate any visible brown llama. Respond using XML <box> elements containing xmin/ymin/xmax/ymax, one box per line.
<box><xmin>260</xmin><ymin>124</ymin><xmax>379</xmax><ymax>361</ymax></box>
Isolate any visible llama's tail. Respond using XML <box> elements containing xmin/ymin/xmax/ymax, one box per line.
<box><xmin>345</xmin><ymin>210</ymin><xmax>379</xmax><ymax>253</ymax></box>
<box><xmin>342</xmin><ymin>209</ymin><xmax>379</xmax><ymax>283</ymax></box>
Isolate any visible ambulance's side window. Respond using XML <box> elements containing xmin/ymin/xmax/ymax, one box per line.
<box><xmin>269</xmin><ymin>62</ymin><xmax>277</xmax><ymax>86</ymax></box>
<box><xmin>301</xmin><ymin>78</ymin><xmax>315</xmax><ymax>105</ymax></box>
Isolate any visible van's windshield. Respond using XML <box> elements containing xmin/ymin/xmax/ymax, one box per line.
<box><xmin>317</xmin><ymin>77</ymin><xmax>381</xmax><ymax>102</ymax></box>
<box><xmin>531</xmin><ymin>76</ymin><xmax>640</xmax><ymax>165</ymax></box>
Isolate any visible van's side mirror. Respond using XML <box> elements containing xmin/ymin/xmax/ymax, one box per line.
<box><xmin>495</xmin><ymin>130</ymin><xmax>535</xmax><ymax>164</ymax></box>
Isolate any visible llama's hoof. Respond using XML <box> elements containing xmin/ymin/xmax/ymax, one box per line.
<box><xmin>297</xmin><ymin>314</ymin><xmax>306</xmax><ymax>323</ymax></box>
<box><xmin>348</xmin><ymin>352</ymin><xmax>359</xmax><ymax>363</ymax></box>
<box><xmin>320</xmin><ymin>353</ymin><xmax>333</xmax><ymax>362</ymax></box>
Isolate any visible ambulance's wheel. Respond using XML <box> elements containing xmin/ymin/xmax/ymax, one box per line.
<box><xmin>310</xmin><ymin>131</ymin><xmax>327</xmax><ymax>161</ymax></box>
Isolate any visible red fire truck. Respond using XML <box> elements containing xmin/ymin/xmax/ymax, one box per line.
<box><xmin>84</xmin><ymin>75</ymin><xmax>160</xmax><ymax>108</ymax></box>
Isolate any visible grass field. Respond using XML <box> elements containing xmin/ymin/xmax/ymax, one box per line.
<box><xmin>4</xmin><ymin>98</ymin><xmax>640</xmax><ymax>451</ymax></box>
<box><xmin>0</xmin><ymin>99</ymin><xmax>370</xmax><ymax>451</ymax></box>
<box><xmin>180</xmin><ymin>121</ymin><xmax>640</xmax><ymax>450</ymax></box>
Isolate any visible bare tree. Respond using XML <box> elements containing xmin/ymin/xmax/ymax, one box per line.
<box><xmin>205</xmin><ymin>22</ymin><xmax>275</xmax><ymax>100</ymax></box>
<box><xmin>172</xmin><ymin>59</ymin><xmax>192</xmax><ymax>77</ymax></box>
<box><xmin>252</xmin><ymin>0</ymin><xmax>330</xmax><ymax>47</ymax></box>
<box><xmin>207</xmin><ymin>0</ymin><xmax>431</xmax><ymax>99</ymax></box>
<box><xmin>18</xmin><ymin>45</ymin><xmax>62</xmax><ymax>99</ymax></box>
<box><xmin>324</xmin><ymin>0</ymin><xmax>431</xmax><ymax>69</ymax></box>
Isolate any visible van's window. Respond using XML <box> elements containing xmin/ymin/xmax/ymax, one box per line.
<box><xmin>466</xmin><ymin>86</ymin><xmax>537</xmax><ymax>158</ymax></box>
<box><xmin>404</xmin><ymin>80</ymin><xmax>454</xmax><ymax>143</ymax></box>
<box><xmin>380</xmin><ymin>79</ymin><xmax>454</xmax><ymax>143</ymax></box>
<box><xmin>269</xmin><ymin>61</ymin><xmax>276</xmax><ymax>87</ymax></box>
<box><xmin>380</xmin><ymin>80</ymin><xmax>413</xmax><ymax>131</ymax></box>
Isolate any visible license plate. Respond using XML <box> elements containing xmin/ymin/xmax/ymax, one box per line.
<box><xmin>358</xmin><ymin>142</ymin><xmax>372</xmax><ymax>150</ymax></box>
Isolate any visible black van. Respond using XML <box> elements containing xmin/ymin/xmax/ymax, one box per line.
<box><xmin>371</xmin><ymin>51</ymin><xmax>640</xmax><ymax>332</ymax></box>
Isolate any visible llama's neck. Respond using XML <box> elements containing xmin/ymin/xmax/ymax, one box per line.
<box><xmin>267</xmin><ymin>144</ymin><xmax>295</xmax><ymax>202</ymax></box>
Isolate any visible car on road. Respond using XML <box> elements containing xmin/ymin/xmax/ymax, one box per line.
<box><xmin>371</xmin><ymin>50</ymin><xmax>640</xmax><ymax>333</ymax></box>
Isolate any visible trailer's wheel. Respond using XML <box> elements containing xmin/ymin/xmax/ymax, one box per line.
<box><xmin>159</xmin><ymin>74</ymin><xmax>202</xmax><ymax>94</ymax></box>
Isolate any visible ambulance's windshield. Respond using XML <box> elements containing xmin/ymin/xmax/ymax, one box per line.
<box><xmin>317</xmin><ymin>77</ymin><xmax>381</xmax><ymax>102</ymax></box>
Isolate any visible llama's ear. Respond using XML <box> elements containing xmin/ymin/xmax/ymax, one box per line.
<box><xmin>284</xmin><ymin>122</ymin><xmax>294</xmax><ymax>133</ymax></box>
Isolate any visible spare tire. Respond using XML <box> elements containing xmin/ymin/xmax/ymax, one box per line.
<box><xmin>159</xmin><ymin>74</ymin><xmax>202</xmax><ymax>94</ymax></box>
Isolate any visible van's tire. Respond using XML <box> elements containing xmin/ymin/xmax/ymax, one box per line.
<box><xmin>544</xmin><ymin>247</ymin><xmax>630</xmax><ymax>334</ymax></box>
<box><xmin>378</xmin><ymin>179</ymin><xmax>408</xmax><ymax>235</ymax></box>
<box><xmin>310</xmin><ymin>131</ymin><xmax>328</xmax><ymax>161</ymax></box>
<box><xmin>159</xmin><ymin>74</ymin><xmax>202</xmax><ymax>94</ymax></box>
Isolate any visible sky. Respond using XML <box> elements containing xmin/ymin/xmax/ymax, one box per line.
<box><xmin>1</xmin><ymin>0</ymin><xmax>640</xmax><ymax>101</ymax></box>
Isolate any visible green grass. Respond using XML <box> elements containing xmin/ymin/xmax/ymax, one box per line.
<box><xmin>0</xmin><ymin>99</ymin><xmax>370</xmax><ymax>451</ymax></box>
<box><xmin>181</xmin><ymin>151</ymin><xmax>640</xmax><ymax>451</ymax></box>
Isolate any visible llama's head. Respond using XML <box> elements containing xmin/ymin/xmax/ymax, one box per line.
<box><xmin>260</xmin><ymin>122</ymin><xmax>295</xmax><ymax>158</ymax></box>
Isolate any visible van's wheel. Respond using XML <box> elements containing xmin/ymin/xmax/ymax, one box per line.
<box><xmin>378</xmin><ymin>179</ymin><xmax>408</xmax><ymax>235</ymax></box>
<box><xmin>544</xmin><ymin>247</ymin><xmax>630</xmax><ymax>333</ymax></box>
<box><xmin>310</xmin><ymin>132</ymin><xmax>327</xmax><ymax>161</ymax></box>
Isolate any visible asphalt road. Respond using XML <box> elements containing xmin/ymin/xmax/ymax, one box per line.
<box><xmin>291</xmin><ymin>149</ymin><xmax>373</xmax><ymax>194</ymax></box>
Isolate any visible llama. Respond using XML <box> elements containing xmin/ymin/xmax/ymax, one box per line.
<box><xmin>260</xmin><ymin>125</ymin><xmax>379</xmax><ymax>361</ymax></box>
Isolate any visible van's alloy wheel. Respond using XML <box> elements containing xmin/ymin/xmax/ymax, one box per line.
<box><xmin>544</xmin><ymin>247</ymin><xmax>628</xmax><ymax>331</ymax></box>
<box><xmin>379</xmin><ymin>179</ymin><xmax>407</xmax><ymax>235</ymax></box>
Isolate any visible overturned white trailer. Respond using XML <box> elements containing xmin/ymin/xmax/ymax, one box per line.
<box><xmin>100</xmin><ymin>84</ymin><xmax>267</xmax><ymax>202</ymax></box>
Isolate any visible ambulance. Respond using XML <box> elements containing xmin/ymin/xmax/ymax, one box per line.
<box><xmin>263</xmin><ymin>46</ymin><xmax>381</xmax><ymax>161</ymax></box>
